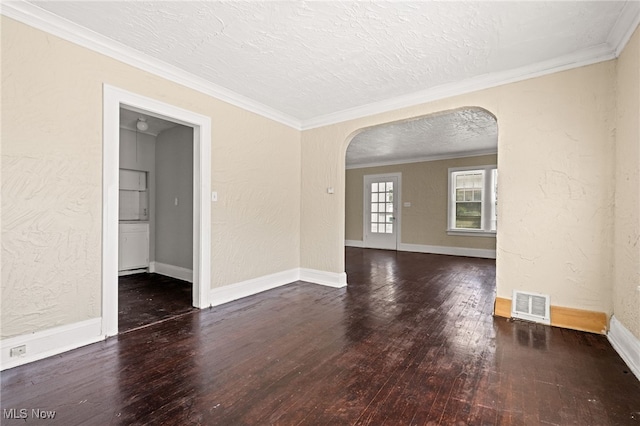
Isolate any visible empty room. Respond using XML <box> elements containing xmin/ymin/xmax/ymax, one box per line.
<box><xmin>2</xmin><ymin>1</ymin><xmax>640</xmax><ymax>425</ymax></box>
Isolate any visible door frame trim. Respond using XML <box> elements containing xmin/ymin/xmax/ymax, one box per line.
<box><xmin>102</xmin><ymin>85</ymin><xmax>211</xmax><ymax>337</ymax></box>
<box><xmin>363</xmin><ymin>172</ymin><xmax>402</xmax><ymax>250</ymax></box>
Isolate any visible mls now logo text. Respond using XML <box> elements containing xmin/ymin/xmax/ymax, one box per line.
<box><xmin>3</xmin><ymin>408</ymin><xmax>56</xmax><ymax>419</ymax></box>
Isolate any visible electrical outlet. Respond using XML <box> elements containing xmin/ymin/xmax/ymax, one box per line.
<box><xmin>10</xmin><ymin>345</ymin><xmax>26</xmax><ymax>357</ymax></box>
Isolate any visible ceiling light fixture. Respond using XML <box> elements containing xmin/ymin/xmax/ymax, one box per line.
<box><xmin>136</xmin><ymin>117</ymin><xmax>149</xmax><ymax>132</ymax></box>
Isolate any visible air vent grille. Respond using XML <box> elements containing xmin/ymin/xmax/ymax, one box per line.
<box><xmin>512</xmin><ymin>290</ymin><xmax>550</xmax><ymax>325</ymax></box>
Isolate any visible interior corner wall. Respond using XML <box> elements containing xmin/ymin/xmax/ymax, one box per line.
<box><xmin>1</xmin><ymin>16</ymin><xmax>301</xmax><ymax>339</ymax></box>
<box><xmin>345</xmin><ymin>155</ymin><xmax>497</xmax><ymax>251</ymax></box>
<box><xmin>155</xmin><ymin>125</ymin><xmax>193</xmax><ymax>270</ymax></box>
<box><xmin>614</xmin><ymin>24</ymin><xmax>640</xmax><ymax>340</ymax></box>
<box><xmin>302</xmin><ymin>60</ymin><xmax>616</xmax><ymax>316</ymax></box>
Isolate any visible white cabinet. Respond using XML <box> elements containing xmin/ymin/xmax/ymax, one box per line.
<box><xmin>119</xmin><ymin>223</ymin><xmax>149</xmax><ymax>271</ymax></box>
<box><xmin>119</xmin><ymin>169</ymin><xmax>146</xmax><ymax>191</ymax></box>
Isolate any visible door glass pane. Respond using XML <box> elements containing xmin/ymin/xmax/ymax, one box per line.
<box><xmin>371</xmin><ymin>214</ymin><xmax>377</xmax><ymax>223</ymax></box>
<box><xmin>371</xmin><ymin>183</ymin><xmax>378</xmax><ymax>192</ymax></box>
<box><xmin>371</xmin><ymin>203</ymin><xmax>378</xmax><ymax>213</ymax></box>
<box><xmin>371</xmin><ymin>224</ymin><xmax>377</xmax><ymax>233</ymax></box>
<box><xmin>386</xmin><ymin>224</ymin><xmax>393</xmax><ymax>233</ymax></box>
<box><xmin>378</xmin><ymin>214</ymin><xmax>385</xmax><ymax>223</ymax></box>
<box><xmin>386</xmin><ymin>193</ymin><xmax>393</xmax><ymax>202</ymax></box>
<box><xmin>379</xmin><ymin>182</ymin><xmax>386</xmax><ymax>192</ymax></box>
<box><xmin>386</xmin><ymin>203</ymin><xmax>393</xmax><ymax>212</ymax></box>
<box><xmin>386</xmin><ymin>214</ymin><xmax>393</xmax><ymax>223</ymax></box>
<box><xmin>372</xmin><ymin>193</ymin><xmax>378</xmax><ymax>202</ymax></box>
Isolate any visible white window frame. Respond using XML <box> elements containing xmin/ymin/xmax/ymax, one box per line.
<box><xmin>447</xmin><ymin>165</ymin><xmax>497</xmax><ymax>237</ymax></box>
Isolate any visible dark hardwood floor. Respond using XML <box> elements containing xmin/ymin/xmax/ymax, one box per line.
<box><xmin>118</xmin><ymin>273</ymin><xmax>197</xmax><ymax>333</ymax></box>
<box><xmin>2</xmin><ymin>248</ymin><xmax>639</xmax><ymax>425</ymax></box>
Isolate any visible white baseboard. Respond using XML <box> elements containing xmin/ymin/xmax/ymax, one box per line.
<box><xmin>345</xmin><ymin>241</ymin><xmax>496</xmax><ymax>259</ymax></box>
<box><xmin>210</xmin><ymin>267</ymin><xmax>348</xmax><ymax>307</ymax></box>
<box><xmin>2</xmin><ymin>267</ymin><xmax>349</xmax><ymax>369</ymax></box>
<box><xmin>300</xmin><ymin>268</ymin><xmax>348</xmax><ymax>288</ymax></box>
<box><xmin>1</xmin><ymin>318</ymin><xmax>104</xmax><ymax>371</ymax></box>
<box><xmin>151</xmin><ymin>261</ymin><xmax>193</xmax><ymax>283</ymax></box>
<box><xmin>608</xmin><ymin>315</ymin><xmax>640</xmax><ymax>382</ymax></box>
<box><xmin>345</xmin><ymin>240</ymin><xmax>365</xmax><ymax>248</ymax></box>
<box><xmin>399</xmin><ymin>243</ymin><xmax>496</xmax><ymax>259</ymax></box>
<box><xmin>118</xmin><ymin>268</ymin><xmax>148</xmax><ymax>276</ymax></box>
<box><xmin>210</xmin><ymin>268</ymin><xmax>300</xmax><ymax>307</ymax></box>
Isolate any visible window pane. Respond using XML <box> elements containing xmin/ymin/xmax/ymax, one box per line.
<box><xmin>371</xmin><ymin>203</ymin><xmax>378</xmax><ymax>213</ymax></box>
<box><xmin>456</xmin><ymin>189</ymin><xmax>464</xmax><ymax>201</ymax></box>
<box><xmin>473</xmin><ymin>189</ymin><xmax>482</xmax><ymax>201</ymax></box>
<box><xmin>386</xmin><ymin>224</ymin><xmax>393</xmax><ymax>233</ymax></box>
<box><xmin>371</xmin><ymin>183</ymin><xmax>378</xmax><ymax>192</ymax></box>
<box><xmin>456</xmin><ymin>202</ymin><xmax>482</xmax><ymax>229</ymax></box>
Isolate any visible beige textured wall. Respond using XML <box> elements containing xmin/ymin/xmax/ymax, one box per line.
<box><xmin>1</xmin><ymin>18</ymin><xmax>301</xmax><ymax>338</ymax></box>
<box><xmin>614</xmin><ymin>26</ymin><xmax>640</xmax><ymax>339</ymax></box>
<box><xmin>345</xmin><ymin>155</ymin><xmax>497</xmax><ymax>251</ymax></box>
<box><xmin>302</xmin><ymin>60</ymin><xmax>616</xmax><ymax>315</ymax></box>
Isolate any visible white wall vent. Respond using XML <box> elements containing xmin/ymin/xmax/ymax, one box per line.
<box><xmin>511</xmin><ymin>290</ymin><xmax>550</xmax><ymax>325</ymax></box>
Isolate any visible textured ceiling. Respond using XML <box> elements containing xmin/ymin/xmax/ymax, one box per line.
<box><xmin>29</xmin><ymin>1</ymin><xmax>629</xmax><ymax>123</ymax></box>
<box><xmin>346</xmin><ymin>108</ymin><xmax>497</xmax><ymax>168</ymax></box>
<box><xmin>15</xmin><ymin>1</ymin><xmax>635</xmax><ymax>164</ymax></box>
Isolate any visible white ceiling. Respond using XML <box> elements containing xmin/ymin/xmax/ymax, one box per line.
<box><xmin>22</xmin><ymin>1</ymin><xmax>637</xmax><ymax>127</ymax></box>
<box><xmin>6</xmin><ymin>1</ymin><xmax>639</xmax><ymax>164</ymax></box>
<box><xmin>119</xmin><ymin>108</ymin><xmax>178</xmax><ymax>137</ymax></box>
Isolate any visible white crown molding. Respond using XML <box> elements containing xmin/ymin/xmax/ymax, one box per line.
<box><xmin>0</xmin><ymin>1</ymin><xmax>302</xmax><ymax>130</ymax></box>
<box><xmin>301</xmin><ymin>43</ymin><xmax>616</xmax><ymax>130</ymax></box>
<box><xmin>346</xmin><ymin>149</ymin><xmax>497</xmax><ymax>170</ymax></box>
<box><xmin>608</xmin><ymin>0</ymin><xmax>640</xmax><ymax>57</ymax></box>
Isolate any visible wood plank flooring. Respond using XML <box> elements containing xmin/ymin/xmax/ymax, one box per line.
<box><xmin>118</xmin><ymin>273</ymin><xmax>197</xmax><ymax>333</ymax></box>
<box><xmin>2</xmin><ymin>248</ymin><xmax>639</xmax><ymax>425</ymax></box>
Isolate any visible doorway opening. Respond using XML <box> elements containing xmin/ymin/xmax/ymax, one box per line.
<box><xmin>116</xmin><ymin>108</ymin><xmax>197</xmax><ymax>332</ymax></box>
<box><xmin>344</xmin><ymin>106</ymin><xmax>498</xmax><ymax>267</ymax></box>
<box><xmin>102</xmin><ymin>85</ymin><xmax>211</xmax><ymax>337</ymax></box>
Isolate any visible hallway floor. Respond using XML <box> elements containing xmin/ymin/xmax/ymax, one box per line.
<box><xmin>118</xmin><ymin>273</ymin><xmax>196</xmax><ymax>333</ymax></box>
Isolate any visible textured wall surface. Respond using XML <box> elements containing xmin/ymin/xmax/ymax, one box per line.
<box><xmin>1</xmin><ymin>17</ymin><xmax>301</xmax><ymax>339</ymax></box>
<box><xmin>345</xmin><ymin>155</ymin><xmax>497</xmax><ymax>251</ymax></box>
<box><xmin>155</xmin><ymin>126</ymin><xmax>193</xmax><ymax>270</ymax></box>
<box><xmin>614</xmin><ymin>26</ymin><xmax>640</xmax><ymax>339</ymax></box>
<box><xmin>302</xmin><ymin>60</ymin><xmax>616</xmax><ymax>315</ymax></box>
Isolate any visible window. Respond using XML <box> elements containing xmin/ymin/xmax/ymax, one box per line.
<box><xmin>448</xmin><ymin>165</ymin><xmax>497</xmax><ymax>235</ymax></box>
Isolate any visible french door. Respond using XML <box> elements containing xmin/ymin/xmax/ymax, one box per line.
<box><xmin>364</xmin><ymin>174</ymin><xmax>400</xmax><ymax>250</ymax></box>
